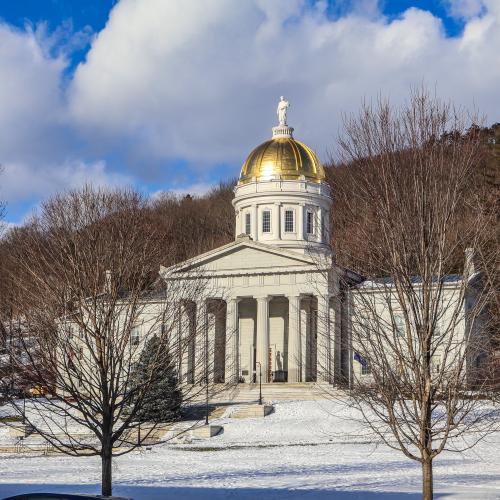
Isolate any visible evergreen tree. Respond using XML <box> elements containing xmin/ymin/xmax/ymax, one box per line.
<box><xmin>131</xmin><ymin>335</ymin><xmax>182</xmax><ymax>423</ymax></box>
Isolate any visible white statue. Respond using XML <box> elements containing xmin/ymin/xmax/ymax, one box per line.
<box><xmin>277</xmin><ymin>96</ymin><xmax>290</xmax><ymax>126</ymax></box>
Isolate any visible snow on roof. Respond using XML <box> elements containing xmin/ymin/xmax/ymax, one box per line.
<box><xmin>356</xmin><ymin>274</ymin><xmax>465</xmax><ymax>289</ymax></box>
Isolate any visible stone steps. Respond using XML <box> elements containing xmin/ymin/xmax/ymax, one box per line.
<box><xmin>192</xmin><ymin>383</ymin><xmax>341</xmax><ymax>404</ymax></box>
<box><xmin>191</xmin><ymin>424</ymin><xmax>223</xmax><ymax>438</ymax></box>
<box><xmin>230</xmin><ymin>404</ymin><xmax>273</xmax><ymax>418</ymax></box>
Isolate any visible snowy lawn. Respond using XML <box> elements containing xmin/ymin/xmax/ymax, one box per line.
<box><xmin>0</xmin><ymin>400</ymin><xmax>499</xmax><ymax>499</ymax></box>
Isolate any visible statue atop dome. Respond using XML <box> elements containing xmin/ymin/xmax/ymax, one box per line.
<box><xmin>277</xmin><ymin>96</ymin><xmax>290</xmax><ymax>126</ymax></box>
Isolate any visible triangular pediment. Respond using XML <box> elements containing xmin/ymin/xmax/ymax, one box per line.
<box><xmin>161</xmin><ymin>240</ymin><xmax>317</xmax><ymax>276</ymax></box>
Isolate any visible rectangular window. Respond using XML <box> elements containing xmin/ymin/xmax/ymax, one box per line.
<box><xmin>358</xmin><ymin>316</ymin><xmax>371</xmax><ymax>339</ymax></box>
<box><xmin>284</xmin><ymin>209</ymin><xmax>294</xmax><ymax>232</ymax></box>
<box><xmin>262</xmin><ymin>210</ymin><xmax>271</xmax><ymax>233</ymax></box>
<box><xmin>433</xmin><ymin>322</ymin><xmax>441</xmax><ymax>337</ymax></box>
<box><xmin>245</xmin><ymin>213</ymin><xmax>251</xmax><ymax>235</ymax></box>
<box><xmin>431</xmin><ymin>355</ymin><xmax>441</xmax><ymax>373</ymax></box>
<box><xmin>361</xmin><ymin>360</ymin><xmax>371</xmax><ymax>375</ymax></box>
<box><xmin>394</xmin><ymin>315</ymin><xmax>404</xmax><ymax>337</ymax></box>
<box><xmin>131</xmin><ymin>326</ymin><xmax>140</xmax><ymax>346</ymax></box>
<box><xmin>306</xmin><ymin>211</ymin><xmax>314</xmax><ymax>234</ymax></box>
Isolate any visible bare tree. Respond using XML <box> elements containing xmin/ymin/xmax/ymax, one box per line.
<box><xmin>4</xmin><ymin>186</ymin><xmax>224</xmax><ymax>496</ymax></box>
<box><xmin>318</xmin><ymin>90</ymin><xmax>498</xmax><ymax>500</ymax></box>
<box><xmin>0</xmin><ymin>164</ymin><xmax>5</xmax><ymax>236</ymax></box>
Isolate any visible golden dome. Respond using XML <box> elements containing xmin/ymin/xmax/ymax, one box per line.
<box><xmin>238</xmin><ymin>136</ymin><xmax>325</xmax><ymax>185</ymax></box>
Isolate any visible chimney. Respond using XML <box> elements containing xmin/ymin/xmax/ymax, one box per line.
<box><xmin>105</xmin><ymin>270</ymin><xmax>112</xmax><ymax>294</ymax></box>
<box><xmin>464</xmin><ymin>247</ymin><xmax>475</xmax><ymax>277</ymax></box>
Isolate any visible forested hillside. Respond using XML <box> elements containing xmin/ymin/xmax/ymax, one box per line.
<box><xmin>326</xmin><ymin>123</ymin><xmax>500</xmax><ymax>275</ymax></box>
<box><xmin>0</xmin><ymin>125</ymin><xmax>498</xmax><ymax>322</ymax></box>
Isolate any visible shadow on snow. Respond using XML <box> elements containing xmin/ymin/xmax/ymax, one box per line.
<box><xmin>0</xmin><ymin>483</ymin><xmax>440</xmax><ymax>499</ymax></box>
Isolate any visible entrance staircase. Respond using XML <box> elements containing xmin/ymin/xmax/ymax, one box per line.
<box><xmin>193</xmin><ymin>383</ymin><xmax>341</xmax><ymax>404</ymax></box>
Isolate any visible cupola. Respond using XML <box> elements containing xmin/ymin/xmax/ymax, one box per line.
<box><xmin>232</xmin><ymin>97</ymin><xmax>332</xmax><ymax>255</ymax></box>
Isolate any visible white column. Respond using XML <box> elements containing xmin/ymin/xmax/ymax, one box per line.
<box><xmin>235</xmin><ymin>209</ymin><xmax>241</xmax><ymax>237</ymax></box>
<box><xmin>225</xmin><ymin>298</ymin><xmax>239</xmax><ymax>384</ymax></box>
<box><xmin>319</xmin><ymin>208</ymin><xmax>324</xmax><ymax>243</ymax></box>
<box><xmin>288</xmin><ymin>295</ymin><xmax>301</xmax><ymax>382</ymax></box>
<box><xmin>273</xmin><ymin>203</ymin><xmax>281</xmax><ymax>240</ymax></box>
<box><xmin>332</xmin><ymin>296</ymin><xmax>341</xmax><ymax>383</ymax></box>
<box><xmin>195</xmin><ymin>299</ymin><xmax>207</xmax><ymax>384</ymax></box>
<box><xmin>178</xmin><ymin>301</ymin><xmax>190</xmax><ymax>383</ymax></box>
<box><xmin>316</xmin><ymin>295</ymin><xmax>331</xmax><ymax>383</ymax></box>
<box><xmin>298</xmin><ymin>203</ymin><xmax>305</xmax><ymax>241</ymax></box>
<box><xmin>176</xmin><ymin>301</ymin><xmax>183</xmax><ymax>376</ymax></box>
<box><xmin>300</xmin><ymin>301</ymin><xmax>308</xmax><ymax>381</ymax></box>
<box><xmin>252</xmin><ymin>204</ymin><xmax>258</xmax><ymax>241</ymax></box>
<box><xmin>256</xmin><ymin>296</ymin><xmax>270</xmax><ymax>383</ymax></box>
<box><xmin>207</xmin><ymin>304</ymin><xmax>216</xmax><ymax>383</ymax></box>
<box><xmin>187</xmin><ymin>302</ymin><xmax>196</xmax><ymax>384</ymax></box>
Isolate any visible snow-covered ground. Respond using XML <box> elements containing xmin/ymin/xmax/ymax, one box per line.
<box><xmin>1</xmin><ymin>400</ymin><xmax>499</xmax><ymax>499</ymax></box>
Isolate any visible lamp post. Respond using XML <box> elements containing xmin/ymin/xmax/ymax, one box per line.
<box><xmin>255</xmin><ymin>361</ymin><xmax>262</xmax><ymax>405</ymax></box>
<box><xmin>22</xmin><ymin>391</ymin><xmax>26</xmax><ymax>424</ymax></box>
<box><xmin>205</xmin><ymin>372</ymin><xmax>209</xmax><ymax>426</ymax></box>
<box><xmin>205</xmin><ymin>315</ymin><xmax>209</xmax><ymax>426</ymax></box>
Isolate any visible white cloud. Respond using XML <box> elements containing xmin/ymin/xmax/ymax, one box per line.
<box><xmin>0</xmin><ymin>23</ymin><xmax>67</xmax><ymax>166</ymax></box>
<box><xmin>68</xmin><ymin>0</ymin><xmax>500</xmax><ymax>168</ymax></box>
<box><xmin>2</xmin><ymin>0</ymin><xmax>500</xmax><ymax>223</ymax></box>
<box><xmin>445</xmin><ymin>0</ymin><xmax>486</xmax><ymax>20</ymax></box>
<box><xmin>0</xmin><ymin>22</ymin><xmax>131</xmax><ymax>221</ymax></box>
<box><xmin>0</xmin><ymin>160</ymin><xmax>132</xmax><ymax>206</ymax></box>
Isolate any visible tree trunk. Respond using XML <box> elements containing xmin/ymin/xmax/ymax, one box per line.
<box><xmin>101</xmin><ymin>449</ymin><xmax>112</xmax><ymax>497</ymax></box>
<box><xmin>422</xmin><ymin>458</ymin><xmax>433</xmax><ymax>500</ymax></box>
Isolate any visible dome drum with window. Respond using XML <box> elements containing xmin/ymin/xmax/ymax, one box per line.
<box><xmin>233</xmin><ymin>99</ymin><xmax>332</xmax><ymax>254</ymax></box>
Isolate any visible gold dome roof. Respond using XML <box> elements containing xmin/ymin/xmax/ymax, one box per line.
<box><xmin>238</xmin><ymin>136</ymin><xmax>325</xmax><ymax>185</ymax></box>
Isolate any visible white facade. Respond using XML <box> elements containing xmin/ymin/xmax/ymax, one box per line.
<box><xmin>160</xmin><ymin>236</ymin><xmax>339</xmax><ymax>385</ymax></box>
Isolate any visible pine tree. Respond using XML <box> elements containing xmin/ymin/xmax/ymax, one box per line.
<box><xmin>131</xmin><ymin>335</ymin><xmax>182</xmax><ymax>423</ymax></box>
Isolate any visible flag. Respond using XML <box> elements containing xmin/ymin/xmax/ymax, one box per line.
<box><xmin>354</xmin><ymin>351</ymin><xmax>367</xmax><ymax>367</ymax></box>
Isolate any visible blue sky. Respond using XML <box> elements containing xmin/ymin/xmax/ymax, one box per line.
<box><xmin>0</xmin><ymin>0</ymin><xmax>117</xmax><ymax>75</ymax></box>
<box><xmin>0</xmin><ymin>0</ymin><xmax>498</xmax><ymax>224</ymax></box>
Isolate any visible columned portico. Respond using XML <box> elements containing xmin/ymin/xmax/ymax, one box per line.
<box><xmin>176</xmin><ymin>291</ymin><xmax>334</xmax><ymax>386</ymax></box>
